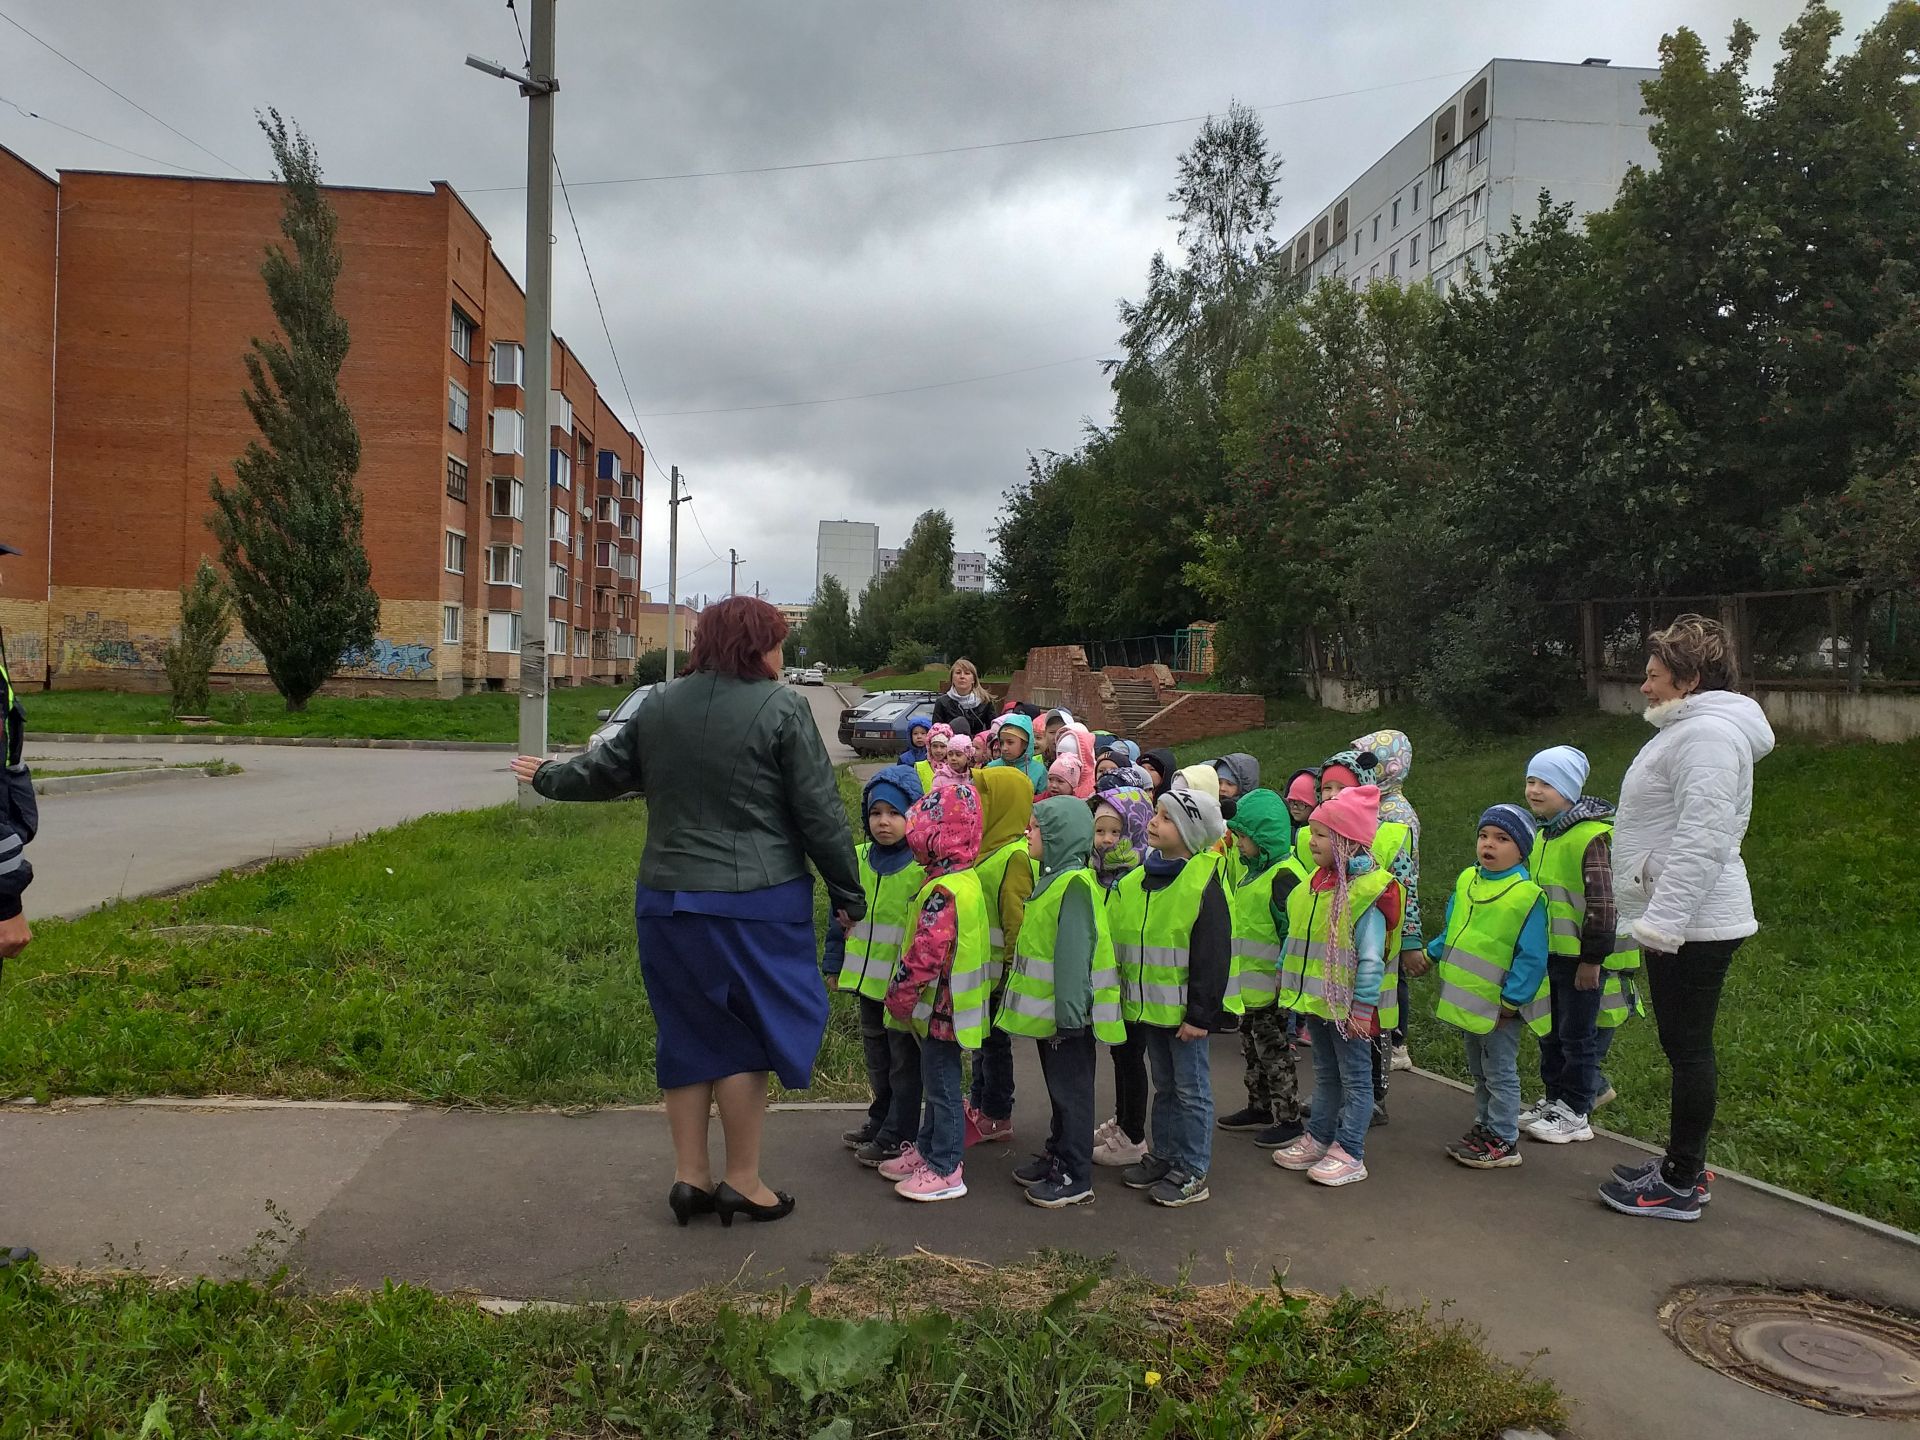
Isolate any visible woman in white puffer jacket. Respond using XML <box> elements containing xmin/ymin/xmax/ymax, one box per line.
<box><xmin>1600</xmin><ymin>615</ymin><xmax>1773</xmax><ymax>1223</ymax></box>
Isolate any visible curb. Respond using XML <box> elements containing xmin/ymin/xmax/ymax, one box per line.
<box><xmin>34</xmin><ymin>767</ymin><xmax>223</xmax><ymax>798</ymax></box>
<box><xmin>1</xmin><ymin>1095</ymin><xmax>872</xmax><ymax>1115</ymax></box>
<box><xmin>27</xmin><ymin>733</ymin><xmax>583</xmax><ymax>754</ymax></box>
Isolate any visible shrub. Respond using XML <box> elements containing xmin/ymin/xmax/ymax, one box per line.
<box><xmin>162</xmin><ymin>559</ymin><xmax>233</xmax><ymax>716</ymax></box>
<box><xmin>631</xmin><ymin>648</ymin><xmax>667</xmax><ymax>685</ymax></box>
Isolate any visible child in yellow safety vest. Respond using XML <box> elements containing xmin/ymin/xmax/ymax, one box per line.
<box><xmin>963</xmin><ymin>767</ymin><xmax>1034</xmax><ymax>1147</ymax></box>
<box><xmin>825</xmin><ymin>765</ymin><xmax>928</xmax><ymax>1168</ymax></box>
<box><xmin>882</xmin><ymin>781</ymin><xmax>988</xmax><ymax>1203</ymax></box>
<box><xmin>1108</xmin><ymin>787</ymin><xmax>1231</xmax><ymax>1208</ymax></box>
<box><xmin>1001</xmin><ymin>797</ymin><xmax>1126</xmax><ymax>1208</ymax></box>
<box><xmin>1520</xmin><ymin>746</ymin><xmax>1633</xmax><ymax>1144</ymax></box>
<box><xmin>1272</xmin><ymin>784</ymin><xmax>1402</xmax><ymax>1188</ymax></box>
<box><xmin>1426</xmin><ymin>804</ymin><xmax>1550</xmax><ymax>1170</ymax></box>
<box><xmin>1089</xmin><ymin>784</ymin><xmax>1156</xmax><ymax>1170</ymax></box>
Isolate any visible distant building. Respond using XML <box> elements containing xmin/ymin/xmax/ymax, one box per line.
<box><xmin>1285</xmin><ymin>58</ymin><xmax>1658</xmax><ymax>298</ymax></box>
<box><xmin>816</xmin><ymin>520</ymin><xmax>880</xmax><ymax>611</ymax></box>
<box><xmin>633</xmin><ymin>601</ymin><xmax>697</xmax><ymax>659</ymax></box>
<box><xmin>876</xmin><ymin>547</ymin><xmax>899</xmax><ymax>575</ymax></box>
<box><xmin>774</xmin><ymin>603</ymin><xmax>811</xmax><ymax>628</ymax></box>
<box><xmin>876</xmin><ymin>546</ymin><xmax>986</xmax><ymax>592</ymax></box>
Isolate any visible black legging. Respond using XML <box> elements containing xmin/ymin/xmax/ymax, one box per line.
<box><xmin>1110</xmin><ymin>1024</ymin><xmax>1151</xmax><ymax>1144</ymax></box>
<box><xmin>1645</xmin><ymin>939</ymin><xmax>1742</xmax><ymax>1183</ymax></box>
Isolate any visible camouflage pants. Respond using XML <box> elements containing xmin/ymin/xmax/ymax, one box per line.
<box><xmin>1240</xmin><ymin>1006</ymin><xmax>1302</xmax><ymax>1121</ymax></box>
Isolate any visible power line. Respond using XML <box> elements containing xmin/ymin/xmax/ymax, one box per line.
<box><xmin>0</xmin><ymin>92</ymin><xmax>220</xmax><ymax>175</ymax></box>
<box><xmin>685</xmin><ymin>496</ymin><xmax>723</xmax><ymax>561</ymax></box>
<box><xmin>461</xmin><ymin>69</ymin><xmax>1476</xmax><ymax>194</ymax></box>
<box><xmin>636</xmin><ymin>349</ymin><xmax>1113</xmax><ymax>418</ymax></box>
<box><xmin>0</xmin><ymin>7</ymin><xmax>251</xmax><ymax>178</ymax></box>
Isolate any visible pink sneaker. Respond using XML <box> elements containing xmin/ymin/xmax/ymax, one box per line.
<box><xmin>1308</xmin><ymin>1142</ymin><xmax>1368</xmax><ymax>1187</ymax></box>
<box><xmin>895</xmin><ymin>1164</ymin><xmax>967</xmax><ymax>1202</ymax></box>
<box><xmin>972</xmin><ymin>1111</ymin><xmax>1013</xmax><ymax>1145</ymax></box>
<box><xmin>1272</xmin><ymin>1134</ymin><xmax>1330</xmax><ymax>1171</ymax></box>
<box><xmin>877</xmin><ymin>1144</ymin><xmax>928</xmax><ymax>1182</ymax></box>
<box><xmin>1093</xmin><ymin>1131</ymin><xmax>1148</xmax><ymax>1167</ymax></box>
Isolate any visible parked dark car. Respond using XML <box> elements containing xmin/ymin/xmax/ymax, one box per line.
<box><xmin>847</xmin><ymin>696</ymin><xmax>936</xmax><ymax>757</ymax></box>
<box><xmin>838</xmin><ymin>688</ymin><xmax>937</xmax><ymax>747</ymax></box>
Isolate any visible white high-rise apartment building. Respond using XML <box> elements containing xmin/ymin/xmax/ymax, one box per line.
<box><xmin>816</xmin><ymin>520</ymin><xmax>880</xmax><ymax>610</ymax></box>
<box><xmin>1286</xmin><ymin>59</ymin><xmax>1657</xmax><ymax>299</ymax></box>
<box><xmin>876</xmin><ymin>546</ymin><xmax>986</xmax><ymax>592</ymax></box>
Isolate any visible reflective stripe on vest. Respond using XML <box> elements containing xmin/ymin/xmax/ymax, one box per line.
<box><xmin>1432</xmin><ymin>867</ymin><xmax>1550</xmax><ymax>1036</ymax></box>
<box><xmin>998</xmin><ymin>869</ymin><xmax>1126</xmax><ymax>1043</ymax></box>
<box><xmin>884</xmin><ymin>870</ymin><xmax>992</xmax><ymax>1048</ymax></box>
<box><xmin>1108</xmin><ymin>852</ymin><xmax>1221</xmax><ymax>1027</ymax></box>
<box><xmin>836</xmin><ymin>843</ymin><xmax>928</xmax><ymax>1000</ymax></box>
<box><xmin>1597</xmin><ymin>972</ymin><xmax>1640</xmax><ymax>1030</ymax></box>
<box><xmin>1224</xmin><ymin>856</ymin><xmax>1307</xmax><ymax>1013</ymax></box>
<box><xmin>1529</xmin><ymin>819</ymin><xmax>1641</xmax><ymax>973</ymax></box>
<box><xmin>1276</xmin><ymin>864</ymin><xmax>1398</xmax><ymax>1026</ymax></box>
<box><xmin>974</xmin><ymin>837</ymin><xmax>1031</xmax><ymax>987</ymax></box>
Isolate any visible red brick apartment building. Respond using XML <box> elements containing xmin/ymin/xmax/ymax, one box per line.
<box><xmin>0</xmin><ymin>141</ymin><xmax>645</xmax><ymax>695</ymax></box>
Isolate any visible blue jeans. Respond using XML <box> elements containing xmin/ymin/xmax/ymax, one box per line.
<box><xmin>1464</xmin><ymin>1021</ymin><xmax>1524</xmax><ymax>1143</ymax></box>
<box><xmin>1595</xmin><ymin>1025</ymin><xmax>1617</xmax><ymax>1098</ymax></box>
<box><xmin>917</xmin><ymin>1037</ymin><xmax>965</xmax><ymax>1176</ymax></box>
<box><xmin>880</xmin><ymin>1026</ymin><xmax>922</xmax><ymax>1147</ymax></box>
<box><xmin>1143</xmin><ymin>1024</ymin><xmax>1213</xmax><ymax>1178</ymax></box>
<box><xmin>1305</xmin><ymin>1017</ymin><xmax>1374</xmax><ymax>1159</ymax></box>
<box><xmin>968</xmin><ymin>1023</ymin><xmax>1016</xmax><ymax>1120</ymax></box>
<box><xmin>1538</xmin><ymin>956</ymin><xmax>1603</xmax><ymax>1116</ymax></box>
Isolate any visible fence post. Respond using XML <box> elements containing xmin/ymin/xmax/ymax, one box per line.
<box><xmin>1581</xmin><ymin>601</ymin><xmax>1600</xmax><ymax>700</ymax></box>
<box><xmin>1720</xmin><ymin>595</ymin><xmax>1746</xmax><ymax>692</ymax></box>
<box><xmin>1847</xmin><ymin>590</ymin><xmax>1867</xmax><ymax>695</ymax></box>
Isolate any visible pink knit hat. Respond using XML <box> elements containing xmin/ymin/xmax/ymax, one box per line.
<box><xmin>1310</xmin><ymin>783</ymin><xmax>1381</xmax><ymax>847</ymax></box>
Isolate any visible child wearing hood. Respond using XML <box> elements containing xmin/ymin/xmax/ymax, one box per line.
<box><xmin>1428</xmin><ymin>804</ymin><xmax>1550</xmax><ymax>1170</ymax></box>
<box><xmin>1274</xmin><ymin>785</ymin><xmax>1403</xmax><ymax>1187</ymax></box>
<box><xmin>1218</xmin><ymin>789</ymin><xmax>1313</xmax><ymax>1148</ymax></box>
<box><xmin>999</xmin><ymin>796</ymin><xmax>1127</xmax><ymax>1208</ymax></box>
<box><xmin>1213</xmin><ymin>753</ymin><xmax>1261</xmax><ymax>802</ymax></box>
<box><xmin>1107</xmin><ymin>787</ymin><xmax>1232</xmax><ymax>1207</ymax></box>
<box><xmin>1046</xmin><ymin>755</ymin><xmax>1083</xmax><ymax>797</ymax></box>
<box><xmin>1091</xmin><ymin>784</ymin><xmax>1155</xmax><ymax>1168</ymax></box>
<box><xmin>965</xmin><ymin>768</ymin><xmax>1035</xmax><ymax>1147</ymax></box>
<box><xmin>903</xmin><ymin>722</ymin><xmax>933</xmax><ymax>767</ymax></box>
<box><xmin>882</xmin><ymin>783</ymin><xmax>989</xmax><ymax>1202</ymax></box>
<box><xmin>989</xmin><ymin>713</ymin><xmax>1048</xmax><ymax>796</ymax></box>
<box><xmin>1520</xmin><ymin>746</ymin><xmax>1635</xmax><ymax>1145</ymax></box>
<box><xmin>1139</xmin><ymin>749</ymin><xmax>1177</xmax><ymax>801</ymax></box>
<box><xmin>825</xmin><ymin>765</ymin><xmax>929</xmax><ymax>1167</ymax></box>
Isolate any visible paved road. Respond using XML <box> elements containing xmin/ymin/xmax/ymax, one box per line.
<box><xmin>3</xmin><ymin>1049</ymin><xmax>1911</xmax><ymax>1438</ymax></box>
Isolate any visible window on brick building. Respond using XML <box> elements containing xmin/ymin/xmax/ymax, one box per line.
<box><xmin>442</xmin><ymin>605</ymin><xmax>462</xmax><ymax>644</ymax></box>
<box><xmin>552</xmin><ymin>562</ymin><xmax>569</xmax><ymax>600</ymax></box>
<box><xmin>552</xmin><ymin>508</ymin><xmax>570</xmax><ymax>547</ymax></box>
<box><xmin>551</xmin><ymin>448</ymin><xmax>571</xmax><ymax>492</ymax></box>
<box><xmin>486</xmin><ymin>611</ymin><xmax>520</xmax><ymax>653</ymax></box>
<box><xmin>448</xmin><ymin>381</ymin><xmax>469</xmax><ymax>432</ymax></box>
<box><xmin>596</xmin><ymin>541</ymin><xmax>614</xmax><ymax>569</ymax></box>
<box><xmin>598</xmin><ymin>496</ymin><xmax>615</xmax><ymax>522</ymax></box>
<box><xmin>451</xmin><ymin>307</ymin><xmax>474</xmax><ymax>362</ymax></box>
<box><xmin>574</xmin><ymin>627</ymin><xmax>589</xmax><ymax>658</ymax></box>
<box><xmin>491</xmin><ymin>341</ymin><xmax>523</xmax><ymax>386</ymax></box>
<box><xmin>549</xmin><ymin>618</ymin><xmax>567</xmax><ymax>658</ymax></box>
<box><xmin>491</xmin><ymin>476</ymin><xmax>524</xmax><ymax>519</ymax></box>
<box><xmin>444</xmin><ymin>530</ymin><xmax>466</xmax><ymax>574</ymax></box>
<box><xmin>487</xmin><ymin>544</ymin><xmax>522</xmax><ymax>586</ymax></box>
<box><xmin>491</xmin><ymin>408</ymin><xmax>524</xmax><ymax>455</ymax></box>
<box><xmin>446</xmin><ymin>456</ymin><xmax>468</xmax><ymax>502</ymax></box>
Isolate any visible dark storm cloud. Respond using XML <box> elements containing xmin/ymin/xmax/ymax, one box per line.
<box><xmin>3</xmin><ymin>0</ymin><xmax>1852</xmax><ymax>600</ymax></box>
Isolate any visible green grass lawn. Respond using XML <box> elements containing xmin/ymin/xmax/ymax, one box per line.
<box><xmin>23</xmin><ymin>685</ymin><xmax>634</xmax><ymax>746</ymax></box>
<box><xmin>0</xmin><ymin>1252</ymin><xmax>1561</xmax><ymax>1439</ymax></box>
<box><xmin>1170</xmin><ymin>700</ymin><xmax>1920</xmax><ymax>1231</ymax></box>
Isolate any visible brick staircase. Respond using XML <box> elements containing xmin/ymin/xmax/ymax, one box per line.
<box><xmin>1107</xmin><ymin>677</ymin><xmax>1164</xmax><ymax>738</ymax></box>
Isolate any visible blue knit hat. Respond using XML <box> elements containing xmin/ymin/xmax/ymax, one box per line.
<box><xmin>864</xmin><ymin>763</ymin><xmax>924</xmax><ymax>837</ymax></box>
<box><xmin>1478</xmin><ymin>803</ymin><xmax>1536</xmax><ymax>855</ymax></box>
<box><xmin>1526</xmin><ymin>746</ymin><xmax>1589</xmax><ymax>804</ymax></box>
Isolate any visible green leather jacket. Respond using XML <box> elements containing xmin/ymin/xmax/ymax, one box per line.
<box><xmin>531</xmin><ymin>672</ymin><xmax>864</xmax><ymax>916</ymax></box>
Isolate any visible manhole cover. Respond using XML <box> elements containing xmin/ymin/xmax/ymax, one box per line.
<box><xmin>1662</xmin><ymin>1285</ymin><xmax>1920</xmax><ymax>1417</ymax></box>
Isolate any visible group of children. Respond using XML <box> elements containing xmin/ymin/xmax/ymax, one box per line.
<box><xmin>826</xmin><ymin>710</ymin><xmax>1640</xmax><ymax>1210</ymax></box>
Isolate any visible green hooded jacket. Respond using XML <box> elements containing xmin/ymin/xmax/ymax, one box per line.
<box><xmin>1031</xmin><ymin>795</ymin><xmax>1096</xmax><ymax>1032</ymax></box>
<box><xmin>1225</xmin><ymin>788</ymin><xmax>1302</xmax><ymax>940</ymax></box>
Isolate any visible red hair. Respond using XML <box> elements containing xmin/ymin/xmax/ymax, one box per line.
<box><xmin>685</xmin><ymin>596</ymin><xmax>789</xmax><ymax>680</ymax></box>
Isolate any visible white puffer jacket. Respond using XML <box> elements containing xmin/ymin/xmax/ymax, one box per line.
<box><xmin>1614</xmin><ymin>690</ymin><xmax>1775</xmax><ymax>953</ymax></box>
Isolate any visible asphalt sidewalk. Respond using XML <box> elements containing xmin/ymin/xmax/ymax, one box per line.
<box><xmin>3</xmin><ymin>1043</ymin><xmax>1911</xmax><ymax>1439</ymax></box>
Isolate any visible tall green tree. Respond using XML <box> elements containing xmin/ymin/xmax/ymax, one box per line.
<box><xmin>801</xmin><ymin>573</ymin><xmax>852</xmax><ymax>667</ymax></box>
<box><xmin>209</xmin><ymin>110</ymin><xmax>379</xmax><ymax>712</ymax></box>
<box><xmin>850</xmin><ymin>510</ymin><xmax>957</xmax><ymax>668</ymax></box>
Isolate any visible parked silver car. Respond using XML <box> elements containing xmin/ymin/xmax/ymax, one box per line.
<box><xmin>588</xmin><ymin>680</ymin><xmax>663</xmax><ymax>751</ymax></box>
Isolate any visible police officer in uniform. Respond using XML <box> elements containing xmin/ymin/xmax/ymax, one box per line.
<box><xmin>0</xmin><ymin>538</ymin><xmax>40</xmax><ymax>1268</ymax></box>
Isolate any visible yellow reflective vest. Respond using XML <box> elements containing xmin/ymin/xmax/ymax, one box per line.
<box><xmin>835</xmin><ymin>843</ymin><xmax>927</xmax><ymax>1000</ymax></box>
<box><xmin>998</xmin><ymin>869</ymin><xmax>1125</xmax><ymax>1043</ymax></box>
<box><xmin>1432</xmin><ymin>867</ymin><xmax>1550</xmax><ymax>1036</ymax></box>
<box><xmin>886</xmin><ymin>870</ymin><xmax>992</xmax><ymax>1049</ymax></box>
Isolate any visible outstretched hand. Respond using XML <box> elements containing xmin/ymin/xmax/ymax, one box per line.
<box><xmin>510</xmin><ymin>756</ymin><xmax>545</xmax><ymax>784</ymax></box>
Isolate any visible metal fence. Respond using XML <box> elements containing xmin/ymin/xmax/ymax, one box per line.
<box><xmin>1079</xmin><ymin>627</ymin><xmax>1216</xmax><ymax>674</ymax></box>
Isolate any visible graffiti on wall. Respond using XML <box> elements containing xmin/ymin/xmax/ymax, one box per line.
<box><xmin>53</xmin><ymin>611</ymin><xmax>436</xmax><ymax>680</ymax></box>
<box><xmin>339</xmin><ymin>638</ymin><xmax>436</xmax><ymax>678</ymax></box>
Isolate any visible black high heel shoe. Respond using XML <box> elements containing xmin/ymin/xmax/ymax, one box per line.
<box><xmin>713</xmin><ymin>1181</ymin><xmax>795</xmax><ymax>1228</ymax></box>
<box><xmin>668</xmin><ymin>1181</ymin><xmax>718</xmax><ymax>1227</ymax></box>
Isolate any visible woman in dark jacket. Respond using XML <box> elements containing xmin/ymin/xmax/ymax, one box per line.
<box><xmin>513</xmin><ymin>598</ymin><xmax>862</xmax><ymax>1228</ymax></box>
<box><xmin>928</xmin><ymin>656</ymin><xmax>992</xmax><ymax>736</ymax></box>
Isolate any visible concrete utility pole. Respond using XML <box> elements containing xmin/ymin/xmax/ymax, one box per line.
<box><xmin>664</xmin><ymin>465</ymin><xmax>686</xmax><ymax>680</ymax></box>
<box><xmin>729</xmin><ymin>548</ymin><xmax>741</xmax><ymax>597</ymax></box>
<box><xmin>469</xmin><ymin>0</ymin><xmax>558</xmax><ymax>809</ymax></box>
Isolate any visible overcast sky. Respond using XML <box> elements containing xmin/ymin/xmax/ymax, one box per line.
<box><xmin>1</xmin><ymin>0</ymin><xmax>1879</xmax><ymax>603</ymax></box>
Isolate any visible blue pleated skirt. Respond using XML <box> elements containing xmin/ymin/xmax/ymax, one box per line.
<box><xmin>633</xmin><ymin>875</ymin><xmax>827</xmax><ymax>1091</ymax></box>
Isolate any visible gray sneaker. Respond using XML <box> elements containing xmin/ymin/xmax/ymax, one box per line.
<box><xmin>0</xmin><ymin>1246</ymin><xmax>37</xmax><ymax>1269</ymax></box>
<box><xmin>1121</xmin><ymin>1154</ymin><xmax>1173</xmax><ymax>1190</ymax></box>
<box><xmin>1148</xmin><ymin>1170</ymin><xmax>1211</xmax><ymax>1208</ymax></box>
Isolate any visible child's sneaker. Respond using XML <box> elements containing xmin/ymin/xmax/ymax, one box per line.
<box><xmin>1026</xmin><ymin>1174</ymin><xmax>1094</xmax><ymax>1209</ymax></box>
<box><xmin>1012</xmin><ymin>1153</ymin><xmax>1060</xmax><ymax>1188</ymax></box>
<box><xmin>1598</xmin><ymin>1165</ymin><xmax>1703</xmax><ymax>1221</ymax></box>
<box><xmin>1272</xmin><ymin>1134</ymin><xmax>1330</xmax><ymax>1171</ymax></box>
<box><xmin>1525</xmin><ymin>1101</ymin><xmax>1594</xmax><ymax>1144</ymax></box>
<box><xmin>1148</xmin><ymin>1169</ymin><xmax>1211</xmax><ymax>1208</ymax></box>
<box><xmin>1448</xmin><ymin>1125</ymin><xmax>1522</xmax><ymax>1169</ymax></box>
<box><xmin>1612</xmin><ymin>1156</ymin><xmax>1715</xmax><ymax>1204</ymax></box>
<box><xmin>1216</xmin><ymin>1106</ymin><xmax>1272</xmax><ymax>1131</ymax></box>
<box><xmin>1121</xmin><ymin>1154</ymin><xmax>1173</xmax><ymax>1190</ymax></box>
<box><xmin>877</xmin><ymin>1144</ymin><xmax>928</xmax><ymax>1182</ymax></box>
<box><xmin>1307</xmin><ymin>1142</ymin><xmax>1368</xmax><ymax>1186</ymax></box>
<box><xmin>895</xmin><ymin>1164</ymin><xmax>967</xmax><ymax>1203</ymax></box>
<box><xmin>1389</xmin><ymin>1044</ymin><xmax>1413</xmax><ymax>1072</ymax></box>
<box><xmin>963</xmin><ymin>1101</ymin><xmax>1013</xmax><ymax>1146</ymax></box>
<box><xmin>842</xmin><ymin>1120</ymin><xmax>879</xmax><ymax>1149</ymax></box>
<box><xmin>1094</xmin><ymin>1116</ymin><xmax>1121</xmax><ymax>1145</ymax></box>
<box><xmin>1093</xmin><ymin>1130</ymin><xmax>1148</xmax><ymax>1168</ymax></box>
<box><xmin>1254</xmin><ymin>1117</ymin><xmax>1305</xmax><ymax>1149</ymax></box>
<box><xmin>1592</xmin><ymin>1084</ymin><xmax>1618</xmax><ymax>1110</ymax></box>
<box><xmin>854</xmin><ymin>1137</ymin><xmax>907</xmax><ymax>1169</ymax></box>
<box><xmin>1517</xmin><ymin>1097</ymin><xmax>1554</xmax><ymax>1128</ymax></box>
